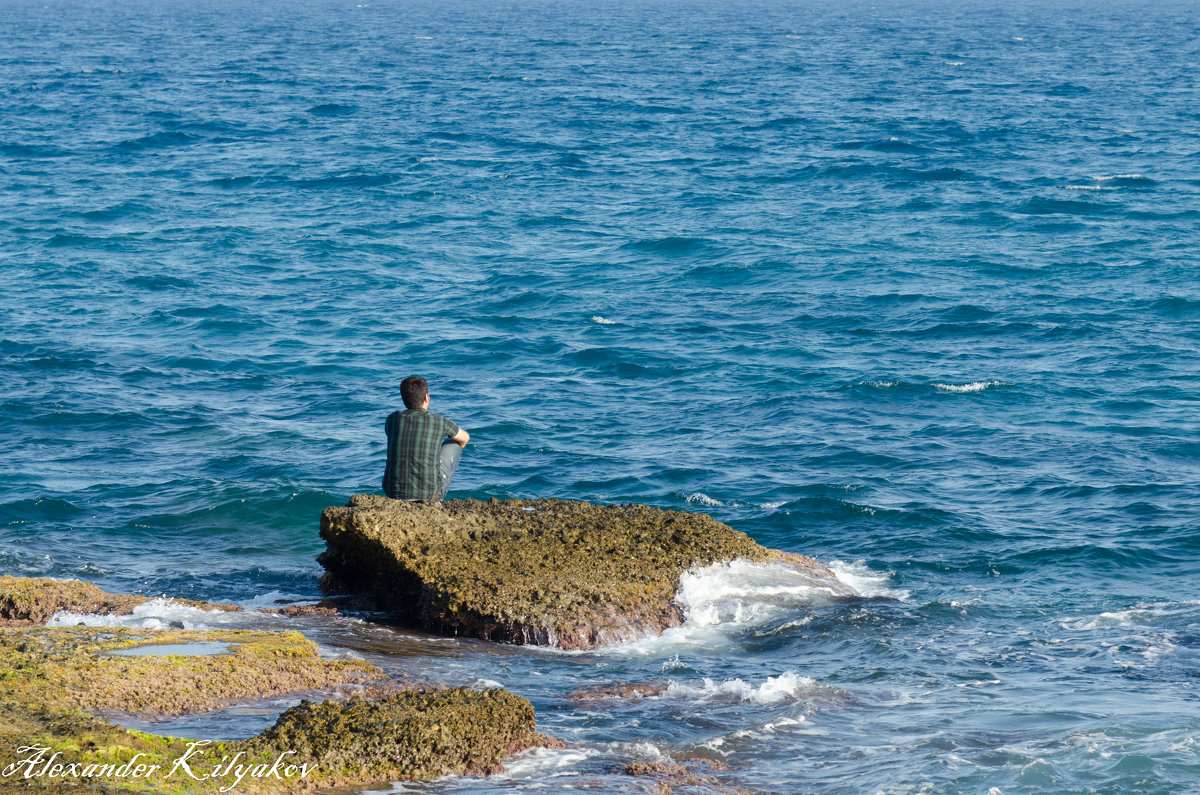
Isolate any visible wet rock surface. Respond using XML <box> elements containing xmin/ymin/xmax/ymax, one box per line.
<box><xmin>319</xmin><ymin>496</ymin><xmax>853</xmax><ymax>650</ymax></box>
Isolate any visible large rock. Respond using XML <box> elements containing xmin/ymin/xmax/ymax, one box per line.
<box><xmin>318</xmin><ymin>496</ymin><xmax>854</xmax><ymax>650</ymax></box>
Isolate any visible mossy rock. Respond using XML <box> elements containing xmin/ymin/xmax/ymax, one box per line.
<box><xmin>318</xmin><ymin>496</ymin><xmax>850</xmax><ymax>649</ymax></box>
<box><xmin>0</xmin><ymin>583</ymin><xmax>555</xmax><ymax>792</ymax></box>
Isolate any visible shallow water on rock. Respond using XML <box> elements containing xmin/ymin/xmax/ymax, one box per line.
<box><xmin>109</xmin><ymin>641</ymin><xmax>232</xmax><ymax>657</ymax></box>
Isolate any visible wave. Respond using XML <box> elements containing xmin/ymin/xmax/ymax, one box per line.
<box><xmin>847</xmin><ymin>379</ymin><xmax>1010</xmax><ymax>394</ymax></box>
<box><xmin>1059</xmin><ymin>600</ymin><xmax>1200</xmax><ymax>632</ymax></box>
<box><xmin>113</xmin><ymin>131</ymin><xmax>200</xmax><ymax>151</ymax></box>
<box><xmin>500</xmin><ymin>746</ymin><xmax>602</xmax><ymax>779</ymax></box>
<box><xmin>933</xmin><ymin>380</ymin><xmax>1009</xmax><ymax>393</ymax></box>
<box><xmin>306</xmin><ymin>103</ymin><xmax>357</xmax><ymax>116</ymax></box>
<box><xmin>619</xmin><ymin>236</ymin><xmax>713</xmax><ymax>254</ymax></box>
<box><xmin>833</xmin><ymin>137</ymin><xmax>930</xmax><ymax>153</ymax></box>
<box><xmin>608</xmin><ymin>558</ymin><xmax>860</xmax><ymax>655</ymax></box>
<box><xmin>663</xmin><ymin>671</ymin><xmax>819</xmax><ymax>705</ymax></box>
<box><xmin>828</xmin><ymin>560</ymin><xmax>907</xmax><ymax>599</ymax></box>
<box><xmin>47</xmin><ymin>598</ymin><xmax>250</xmax><ymax>631</ymax></box>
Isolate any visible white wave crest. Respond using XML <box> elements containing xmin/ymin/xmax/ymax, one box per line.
<box><xmin>500</xmin><ymin>746</ymin><xmax>601</xmax><ymax>778</ymax></box>
<box><xmin>933</xmin><ymin>380</ymin><xmax>1007</xmax><ymax>393</ymax></box>
<box><xmin>828</xmin><ymin>559</ymin><xmax>906</xmax><ymax>599</ymax></box>
<box><xmin>472</xmin><ymin>678</ymin><xmax>504</xmax><ymax>689</ymax></box>
<box><xmin>609</xmin><ymin>558</ymin><xmax>857</xmax><ymax>654</ymax></box>
<box><xmin>1094</xmin><ymin>173</ymin><xmax>1144</xmax><ymax>180</ymax></box>
<box><xmin>664</xmin><ymin>671</ymin><xmax>818</xmax><ymax>705</ymax></box>
<box><xmin>1059</xmin><ymin>600</ymin><xmax>1200</xmax><ymax>631</ymax></box>
<box><xmin>678</xmin><ymin>559</ymin><xmax>853</xmax><ymax>627</ymax></box>
<box><xmin>685</xmin><ymin>492</ymin><xmax>723</xmax><ymax>507</ymax></box>
<box><xmin>47</xmin><ymin>598</ymin><xmax>247</xmax><ymax>631</ymax></box>
<box><xmin>590</xmin><ymin>315</ymin><xmax>616</xmax><ymax>325</ymax></box>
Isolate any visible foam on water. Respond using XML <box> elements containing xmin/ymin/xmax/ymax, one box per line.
<box><xmin>662</xmin><ymin>671</ymin><xmax>819</xmax><ymax>705</ymax></box>
<box><xmin>1059</xmin><ymin>599</ymin><xmax>1200</xmax><ymax>631</ymax></box>
<box><xmin>46</xmin><ymin>598</ymin><xmax>253</xmax><ymax>630</ymax></box>
<box><xmin>827</xmin><ymin>560</ymin><xmax>906</xmax><ymax>600</ymax></box>
<box><xmin>609</xmin><ymin>558</ymin><xmax>856</xmax><ymax>655</ymax></box>
<box><xmin>931</xmin><ymin>380</ymin><xmax>1008</xmax><ymax>393</ymax></box>
<box><xmin>498</xmin><ymin>746</ymin><xmax>602</xmax><ymax>778</ymax></box>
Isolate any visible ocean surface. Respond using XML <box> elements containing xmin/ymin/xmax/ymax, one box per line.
<box><xmin>3</xmin><ymin>0</ymin><xmax>1200</xmax><ymax>791</ymax></box>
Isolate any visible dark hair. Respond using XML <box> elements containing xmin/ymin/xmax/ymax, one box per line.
<box><xmin>401</xmin><ymin>376</ymin><xmax>429</xmax><ymax>409</ymax></box>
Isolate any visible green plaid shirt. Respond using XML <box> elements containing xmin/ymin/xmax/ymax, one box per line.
<box><xmin>383</xmin><ymin>409</ymin><xmax>460</xmax><ymax>500</ymax></box>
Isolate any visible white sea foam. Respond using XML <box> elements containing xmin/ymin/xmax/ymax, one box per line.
<box><xmin>472</xmin><ymin>678</ymin><xmax>504</xmax><ymax>689</ymax></box>
<box><xmin>609</xmin><ymin>557</ymin><xmax>860</xmax><ymax>654</ymax></box>
<box><xmin>47</xmin><ymin>598</ymin><xmax>250</xmax><ymax>631</ymax></box>
<box><xmin>240</xmin><ymin>590</ymin><xmax>310</xmax><ymax>610</ymax></box>
<box><xmin>609</xmin><ymin>740</ymin><xmax>670</xmax><ymax>760</ymax></box>
<box><xmin>1064</xmin><ymin>184</ymin><xmax>1117</xmax><ymax>191</ymax></box>
<box><xmin>932</xmin><ymin>380</ymin><xmax>1007</xmax><ymax>393</ymax></box>
<box><xmin>664</xmin><ymin>671</ymin><xmax>818</xmax><ymax>705</ymax></box>
<box><xmin>685</xmin><ymin>492</ymin><xmax>722</xmax><ymax>507</ymax></box>
<box><xmin>590</xmin><ymin>315</ymin><xmax>616</xmax><ymax>324</ymax></box>
<box><xmin>500</xmin><ymin>746</ymin><xmax>600</xmax><ymax>778</ymax></box>
<box><xmin>1094</xmin><ymin>173</ymin><xmax>1144</xmax><ymax>180</ymax></box>
<box><xmin>828</xmin><ymin>559</ymin><xmax>906</xmax><ymax>599</ymax></box>
<box><xmin>1059</xmin><ymin>600</ymin><xmax>1200</xmax><ymax>631</ymax></box>
<box><xmin>661</xmin><ymin>655</ymin><xmax>689</xmax><ymax>673</ymax></box>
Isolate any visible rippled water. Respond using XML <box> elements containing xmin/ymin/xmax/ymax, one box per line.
<box><xmin>3</xmin><ymin>0</ymin><xmax>1200</xmax><ymax>791</ymax></box>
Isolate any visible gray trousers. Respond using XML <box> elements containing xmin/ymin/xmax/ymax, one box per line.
<box><xmin>435</xmin><ymin>439</ymin><xmax>462</xmax><ymax>501</ymax></box>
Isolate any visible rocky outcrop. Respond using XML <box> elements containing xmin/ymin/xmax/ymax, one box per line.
<box><xmin>318</xmin><ymin>496</ymin><xmax>854</xmax><ymax>650</ymax></box>
<box><xmin>0</xmin><ymin>578</ymin><xmax>558</xmax><ymax>793</ymax></box>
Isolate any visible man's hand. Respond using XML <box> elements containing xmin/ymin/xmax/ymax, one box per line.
<box><xmin>452</xmin><ymin>428</ymin><xmax>470</xmax><ymax>448</ymax></box>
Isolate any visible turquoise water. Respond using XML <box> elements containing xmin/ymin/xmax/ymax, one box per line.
<box><xmin>3</xmin><ymin>0</ymin><xmax>1200</xmax><ymax>791</ymax></box>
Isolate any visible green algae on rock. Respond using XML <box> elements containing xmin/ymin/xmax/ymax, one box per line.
<box><xmin>0</xmin><ymin>626</ymin><xmax>377</xmax><ymax>717</ymax></box>
<box><xmin>247</xmin><ymin>687</ymin><xmax>561</xmax><ymax>787</ymax></box>
<box><xmin>318</xmin><ymin>496</ymin><xmax>852</xmax><ymax>650</ymax></box>
<box><xmin>0</xmin><ymin>609</ymin><xmax>556</xmax><ymax>791</ymax></box>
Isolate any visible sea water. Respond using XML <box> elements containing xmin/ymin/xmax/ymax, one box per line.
<box><xmin>2</xmin><ymin>0</ymin><xmax>1199</xmax><ymax>791</ymax></box>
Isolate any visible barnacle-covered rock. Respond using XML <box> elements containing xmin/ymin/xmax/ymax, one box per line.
<box><xmin>318</xmin><ymin>496</ymin><xmax>853</xmax><ymax>649</ymax></box>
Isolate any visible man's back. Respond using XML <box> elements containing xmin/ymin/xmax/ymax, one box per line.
<box><xmin>383</xmin><ymin>408</ymin><xmax>460</xmax><ymax>500</ymax></box>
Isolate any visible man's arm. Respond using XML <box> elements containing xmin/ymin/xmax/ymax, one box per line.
<box><xmin>451</xmin><ymin>427</ymin><xmax>469</xmax><ymax>448</ymax></box>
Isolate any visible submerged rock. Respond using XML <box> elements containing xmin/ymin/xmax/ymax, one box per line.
<box><xmin>318</xmin><ymin>496</ymin><xmax>853</xmax><ymax>650</ymax></box>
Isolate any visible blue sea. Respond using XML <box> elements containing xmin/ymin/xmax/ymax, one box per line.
<box><xmin>3</xmin><ymin>0</ymin><xmax>1200</xmax><ymax>791</ymax></box>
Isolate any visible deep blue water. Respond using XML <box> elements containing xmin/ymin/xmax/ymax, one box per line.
<box><xmin>4</xmin><ymin>0</ymin><xmax>1200</xmax><ymax>791</ymax></box>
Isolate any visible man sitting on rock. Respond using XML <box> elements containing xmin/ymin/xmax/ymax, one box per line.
<box><xmin>383</xmin><ymin>376</ymin><xmax>469</xmax><ymax>502</ymax></box>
